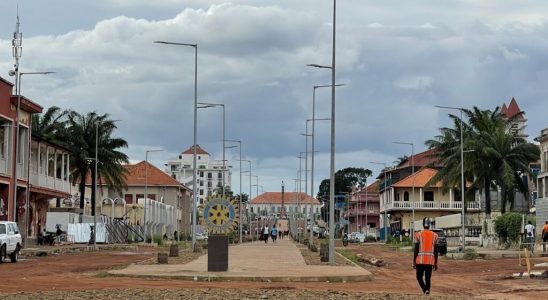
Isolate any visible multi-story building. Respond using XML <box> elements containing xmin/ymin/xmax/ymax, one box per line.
<box><xmin>535</xmin><ymin>128</ymin><xmax>548</xmax><ymax>233</ymax></box>
<box><xmin>348</xmin><ymin>181</ymin><xmax>380</xmax><ymax>232</ymax></box>
<box><xmin>378</xmin><ymin>149</ymin><xmax>481</xmax><ymax>235</ymax></box>
<box><xmin>0</xmin><ymin>76</ymin><xmax>72</xmax><ymax>240</ymax></box>
<box><xmin>501</xmin><ymin>97</ymin><xmax>528</xmax><ymax>139</ymax></box>
<box><xmin>166</xmin><ymin>144</ymin><xmax>232</xmax><ymax>205</ymax></box>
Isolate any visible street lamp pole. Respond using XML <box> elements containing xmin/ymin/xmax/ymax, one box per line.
<box><xmin>145</xmin><ymin>149</ymin><xmax>163</xmax><ymax>242</ymax></box>
<box><xmin>436</xmin><ymin>105</ymin><xmax>466</xmax><ymax>251</ymax></box>
<box><xmin>305</xmin><ymin>0</ymin><xmax>338</xmax><ymax>265</ymax></box>
<box><xmin>225</xmin><ymin>139</ymin><xmax>242</xmax><ymax>241</ymax></box>
<box><xmin>370</xmin><ymin>161</ymin><xmax>388</xmax><ymax>242</ymax></box>
<box><xmin>239</xmin><ymin>159</ymin><xmax>251</xmax><ymax>243</ymax></box>
<box><xmin>393</xmin><ymin>141</ymin><xmax>415</xmax><ymax>237</ymax></box>
<box><xmin>198</xmin><ymin>102</ymin><xmax>226</xmax><ymax>197</ymax></box>
<box><xmin>154</xmin><ymin>40</ymin><xmax>198</xmax><ymax>251</ymax></box>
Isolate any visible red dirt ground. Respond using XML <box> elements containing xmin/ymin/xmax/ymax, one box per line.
<box><xmin>1</xmin><ymin>244</ymin><xmax>547</xmax><ymax>299</ymax></box>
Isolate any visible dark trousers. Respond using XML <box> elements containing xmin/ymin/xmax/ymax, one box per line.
<box><xmin>416</xmin><ymin>264</ymin><xmax>433</xmax><ymax>293</ymax></box>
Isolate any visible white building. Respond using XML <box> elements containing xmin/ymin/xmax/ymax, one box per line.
<box><xmin>535</xmin><ymin>128</ymin><xmax>548</xmax><ymax>234</ymax></box>
<box><xmin>249</xmin><ymin>192</ymin><xmax>321</xmax><ymax>219</ymax></box>
<box><xmin>166</xmin><ymin>144</ymin><xmax>232</xmax><ymax>204</ymax></box>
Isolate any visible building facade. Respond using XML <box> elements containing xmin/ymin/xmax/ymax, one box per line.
<box><xmin>249</xmin><ymin>192</ymin><xmax>321</xmax><ymax>219</ymax></box>
<box><xmin>535</xmin><ymin>128</ymin><xmax>548</xmax><ymax>234</ymax></box>
<box><xmin>166</xmin><ymin>144</ymin><xmax>232</xmax><ymax>205</ymax></box>
<box><xmin>91</xmin><ymin>161</ymin><xmax>192</xmax><ymax>237</ymax></box>
<box><xmin>0</xmin><ymin>76</ymin><xmax>72</xmax><ymax>240</ymax></box>
<box><xmin>348</xmin><ymin>181</ymin><xmax>380</xmax><ymax>232</ymax></box>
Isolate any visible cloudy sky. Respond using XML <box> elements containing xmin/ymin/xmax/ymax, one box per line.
<box><xmin>1</xmin><ymin>0</ymin><xmax>548</xmax><ymax>198</ymax></box>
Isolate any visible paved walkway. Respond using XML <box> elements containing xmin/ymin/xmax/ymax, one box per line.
<box><xmin>110</xmin><ymin>238</ymin><xmax>372</xmax><ymax>282</ymax></box>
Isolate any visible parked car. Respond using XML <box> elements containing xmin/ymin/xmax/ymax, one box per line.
<box><xmin>432</xmin><ymin>229</ymin><xmax>447</xmax><ymax>256</ymax></box>
<box><xmin>353</xmin><ymin>233</ymin><xmax>366</xmax><ymax>243</ymax></box>
<box><xmin>195</xmin><ymin>233</ymin><xmax>208</xmax><ymax>241</ymax></box>
<box><xmin>0</xmin><ymin>221</ymin><xmax>22</xmax><ymax>263</ymax></box>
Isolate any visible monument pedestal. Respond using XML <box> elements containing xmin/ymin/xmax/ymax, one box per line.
<box><xmin>208</xmin><ymin>235</ymin><xmax>228</xmax><ymax>271</ymax></box>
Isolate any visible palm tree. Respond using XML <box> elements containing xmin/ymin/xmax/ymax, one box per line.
<box><xmin>31</xmin><ymin>106</ymin><xmax>68</xmax><ymax>142</ymax></box>
<box><xmin>63</xmin><ymin>111</ymin><xmax>129</xmax><ymax>214</ymax></box>
<box><xmin>426</xmin><ymin>106</ymin><xmax>539</xmax><ymax>216</ymax></box>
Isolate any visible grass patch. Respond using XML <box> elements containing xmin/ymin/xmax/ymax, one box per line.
<box><xmin>337</xmin><ymin>249</ymin><xmax>360</xmax><ymax>265</ymax></box>
<box><xmin>463</xmin><ymin>248</ymin><xmax>478</xmax><ymax>260</ymax></box>
<box><xmin>95</xmin><ymin>270</ymin><xmax>111</xmax><ymax>278</ymax></box>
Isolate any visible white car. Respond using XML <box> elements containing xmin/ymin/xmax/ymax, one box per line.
<box><xmin>0</xmin><ymin>221</ymin><xmax>22</xmax><ymax>263</ymax></box>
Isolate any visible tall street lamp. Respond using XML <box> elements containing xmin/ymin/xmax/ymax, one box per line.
<box><xmin>435</xmin><ymin>105</ymin><xmax>467</xmax><ymax>251</ymax></box>
<box><xmin>198</xmin><ymin>102</ymin><xmax>226</xmax><ymax>197</ymax></box>
<box><xmin>393</xmin><ymin>141</ymin><xmax>415</xmax><ymax>236</ymax></box>
<box><xmin>225</xmin><ymin>139</ymin><xmax>241</xmax><ymax>240</ymax></box>
<box><xmin>370</xmin><ymin>161</ymin><xmax>388</xmax><ymax>242</ymax></box>
<box><xmin>239</xmin><ymin>159</ymin><xmax>251</xmax><ymax>243</ymax></box>
<box><xmin>154</xmin><ymin>40</ymin><xmax>199</xmax><ymax>251</ymax></box>
<box><xmin>145</xmin><ymin>149</ymin><xmax>163</xmax><ymax>241</ymax></box>
<box><xmin>9</xmin><ymin>71</ymin><xmax>54</xmax><ymax>225</ymax></box>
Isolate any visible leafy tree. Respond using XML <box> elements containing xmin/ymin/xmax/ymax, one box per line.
<box><xmin>316</xmin><ymin>167</ymin><xmax>372</xmax><ymax>221</ymax></box>
<box><xmin>31</xmin><ymin>106</ymin><xmax>68</xmax><ymax>143</ymax></box>
<box><xmin>213</xmin><ymin>183</ymin><xmax>234</xmax><ymax>198</ymax></box>
<box><xmin>62</xmin><ymin>111</ymin><xmax>129</xmax><ymax>215</ymax></box>
<box><xmin>426</xmin><ymin>106</ymin><xmax>539</xmax><ymax>216</ymax></box>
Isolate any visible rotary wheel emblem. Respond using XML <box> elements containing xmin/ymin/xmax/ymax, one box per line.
<box><xmin>203</xmin><ymin>196</ymin><xmax>239</xmax><ymax>234</ymax></box>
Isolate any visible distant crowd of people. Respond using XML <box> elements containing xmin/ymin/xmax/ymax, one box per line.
<box><xmin>260</xmin><ymin>225</ymin><xmax>288</xmax><ymax>244</ymax></box>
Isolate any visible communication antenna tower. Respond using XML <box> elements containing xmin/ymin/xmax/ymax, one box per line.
<box><xmin>12</xmin><ymin>7</ymin><xmax>22</xmax><ymax>94</ymax></box>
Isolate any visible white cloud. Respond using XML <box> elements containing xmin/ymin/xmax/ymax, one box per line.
<box><xmin>393</xmin><ymin>75</ymin><xmax>433</xmax><ymax>90</ymax></box>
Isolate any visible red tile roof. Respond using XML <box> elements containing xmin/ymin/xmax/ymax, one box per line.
<box><xmin>251</xmin><ymin>192</ymin><xmax>320</xmax><ymax>205</ymax></box>
<box><xmin>124</xmin><ymin>161</ymin><xmax>185</xmax><ymax>187</ymax></box>
<box><xmin>391</xmin><ymin>167</ymin><xmax>442</xmax><ymax>188</ymax></box>
<box><xmin>397</xmin><ymin>148</ymin><xmax>441</xmax><ymax>169</ymax></box>
<box><xmin>182</xmin><ymin>144</ymin><xmax>209</xmax><ymax>155</ymax></box>
<box><xmin>502</xmin><ymin>97</ymin><xmax>524</xmax><ymax>119</ymax></box>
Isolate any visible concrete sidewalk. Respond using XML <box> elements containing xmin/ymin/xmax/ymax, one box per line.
<box><xmin>110</xmin><ymin>238</ymin><xmax>372</xmax><ymax>282</ymax></box>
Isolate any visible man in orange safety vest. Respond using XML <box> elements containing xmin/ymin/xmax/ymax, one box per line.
<box><xmin>413</xmin><ymin>217</ymin><xmax>439</xmax><ymax>295</ymax></box>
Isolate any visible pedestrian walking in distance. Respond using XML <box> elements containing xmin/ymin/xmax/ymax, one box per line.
<box><xmin>525</xmin><ymin>220</ymin><xmax>535</xmax><ymax>254</ymax></box>
<box><xmin>263</xmin><ymin>225</ymin><xmax>269</xmax><ymax>244</ymax></box>
<box><xmin>271</xmin><ymin>225</ymin><xmax>278</xmax><ymax>244</ymax></box>
<box><xmin>542</xmin><ymin>221</ymin><xmax>548</xmax><ymax>252</ymax></box>
<box><xmin>413</xmin><ymin>217</ymin><xmax>439</xmax><ymax>295</ymax></box>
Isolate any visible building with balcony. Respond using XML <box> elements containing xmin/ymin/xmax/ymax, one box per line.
<box><xmin>377</xmin><ymin>149</ymin><xmax>481</xmax><ymax>234</ymax></box>
<box><xmin>0</xmin><ymin>76</ymin><xmax>72</xmax><ymax>239</ymax></box>
<box><xmin>348</xmin><ymin>181</ymin><xmax>380</xmax><ymax>232</ymax></box>
<box><xmin>166</xmin><ymin>144</ymin><xmax>231</xmax><ymax>205</ymax></box>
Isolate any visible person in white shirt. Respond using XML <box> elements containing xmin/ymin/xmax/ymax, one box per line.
<box><xmin>263</xmin><ymin>225</ymin><xmax>269</xmax><ymax>244</ymax></box>
<box><xmin>525</xmin><ymin>221</ymin><xmax>535</xmax><ymax>253</ymax></box>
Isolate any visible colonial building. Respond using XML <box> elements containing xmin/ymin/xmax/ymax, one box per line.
<box><xmin>90</xmin><ymin>161</ymin><xmax>192</xmax><ymax>236</ymax></box>
<box><xmin>377</xmin><ymin>149</ymin><xmax>481</xmax><ymax>234</ymax></box>
<box><xmin>501</xmin><ymin>97</ymin><xmax>528</xmax><ymax>139</ymax></box>
<box><xmin>166</xmin><ymin>144</ymin><xmax>232</xmax><ymax>205</ymax></box>
<box><xmin>0</xmin><ymin>76</ymin><xmax>72</xmax><ymax>240</ymax></box>
<box><xmin>348</xmin><ymin>181</ymin><xmax>380</xmax><ymax>232</ymax></box>
<box><xmin>249</xmin><ymin>192</ymin><xmax>321</xmax><ymax>219</ymax></box>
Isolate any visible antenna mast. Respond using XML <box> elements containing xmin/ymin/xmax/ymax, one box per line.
<box><xmin>12</xmin><ymin>8</ymin><xmax>22</xmax><ymax>94</ymax></box>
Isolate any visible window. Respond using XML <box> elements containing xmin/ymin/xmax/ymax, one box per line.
<box><xmin>207</xmin><ymin>172</ymin><xmax>212</xmax><ymax>179</ymax></box>
<box><xmin>424</xmin><ymin>191</ymin><xmax>434</xmax><ymax>202</ymax></box>
<box><xmin>251</xmin><ymin>207</ymin><xmax>254</xmax><ymax>213</ymax></box>
<box><xmin>136</xmin><ymin>194</ymin><xmax>144</xmax><ymax>201</ymax></box>
<box><xmin>171</xmin><ymin>165</ymin><xmax>178</xmax><ymax>171</ymax></box>
<box><xmin>404</xmin><ymin>191</ymin><xmax>409</xmax><ymax>201</ymax></box>
<box><xmin>200</xmin><ymin>171</ymin><xmax>204</xmax><ymax>177</ymax></box>
<box><xmin>199</xmin><ymin>190</ymin><xmax>204</xmax><ymax>195</ymax></box>
<box><xmin>124</xmin><ymin>194</ymin><xmax>133</xmax><ymax>204</ymax></box>
<box><xmin>207</xmin><ymin>182</ymin><xmax>212</xmax><ymax>188</ymax></box>
<box><xmin>0</xmin><ymin>224</ymin><xmax>5</xmax><ymax>234</ymax></box>
<box><xmin>56</xmin><ymin>152</ymin><xmax>63</xmax><ymax>179</ymax></box>
<box><xmin>200</xmin><ymin>180</ymin><xmax>204</xmax><ymax>187</ymax></box>
<box><xmin>48</xmin><ymin>152</ymin><xmax>55</xmax><ymax>177</ymax></box>
<box><xmin>218</xmin><ymin>172</ymin><xmax>222</xmax><ymax>179</ymax></box>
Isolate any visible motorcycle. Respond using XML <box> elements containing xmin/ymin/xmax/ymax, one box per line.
<box><xmin>342</xmin><ymin>233</ymin><xmax>349</xmax><ymax>247</ymax></box>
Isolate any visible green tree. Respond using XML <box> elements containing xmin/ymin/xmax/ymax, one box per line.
<box><xmin>213</xmin><ymin>183</ymin><xmax>234</xmax><ymax>198</ymax></box>
<box><xmin>426</xmin><ymin>106</ymin><xmax>539</xmax><ymax>216</ymax></box>
<box><xmin>316</xmin><ymin>167</ymin><xmax>372</xmax><ymax>221</ymax></box>
<box><xmin>31</xmin><ymin>106</ymin><xmax>68</xmax><ymax>142</ymax></box>
<box><xmin>63</xmin><ymin>111</ymin><xmax>129</xmax><ymax>214</ymax></box>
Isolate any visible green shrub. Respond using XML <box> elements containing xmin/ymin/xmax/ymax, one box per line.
<box><xmin>153</xmin><ymin>234</ymin><xmax>164</xmax><ymax>246</ymax></box>
<box><xmin>494</xmin><ymin>212</ymin><xmax>523</xmax><ymax>244</ymax></box>
<box><xmin>463</xmin><ymin>248</ymin><xmax>478</xmax><ymax>260</ymax></box>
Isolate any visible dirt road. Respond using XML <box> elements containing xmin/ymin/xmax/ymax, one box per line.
<box><xmin>1</xmin><ymin>244</ymin><xmax>546</xmax><ymax>299</ymax></box>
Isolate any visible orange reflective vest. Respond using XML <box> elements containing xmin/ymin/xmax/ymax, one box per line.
<box><xmin>543</xmin><ymin>224</ymin><xmax>548</xmax><ymax>236</ymax></box>
<box><xmin>415</xmin><ymin>230</ymin><xmax>438</xmax><ymax>265</ymax></box>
